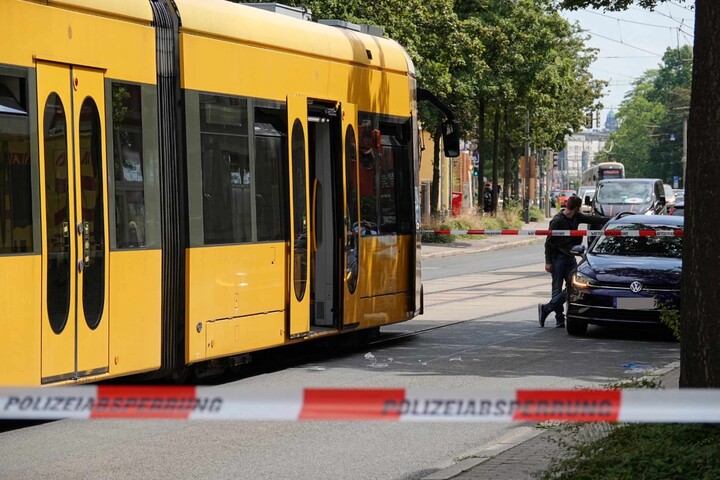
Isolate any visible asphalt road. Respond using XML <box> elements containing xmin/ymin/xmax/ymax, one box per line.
<box><xmin>0</xmin><ymin>243</ymin><xmax>680</xmax><ymax>480</ymax></box>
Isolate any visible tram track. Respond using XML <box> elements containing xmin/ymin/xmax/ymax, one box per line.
<box><xmin>424</xmin><ymin>273</ymin><xmax>547</xmax><ymax>311</ymax></box>
<box><xmin>367</xmin><ymin>303</ymin><xmax>539</xmax><ymax>348</ymax></box>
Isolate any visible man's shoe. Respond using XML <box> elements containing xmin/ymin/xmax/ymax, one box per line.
<box><xmin>538</xmin><ymin>304</ymin><xmax>548</xmax><ymax>327</ymax></box>
<box><xmin>556</xmin><ymin>321</ymin><xmax>566</xmax><ymax>328</ymax></box>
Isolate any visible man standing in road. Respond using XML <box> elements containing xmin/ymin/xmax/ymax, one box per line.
<box><xmin>538</xmin><ymin>195</ymin><xmax>610</xmax><ymax>328</ymax></box>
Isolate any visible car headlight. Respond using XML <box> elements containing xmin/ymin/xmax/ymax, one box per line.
<box><xmin>572</xmin><ymin>272</ymin><xmax>597</xmax><ymax>289</ymax></box>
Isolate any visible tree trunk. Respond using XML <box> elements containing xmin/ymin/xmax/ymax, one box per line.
<box><xmin>430</xmin><ymin>126</ymin><xmax>442</xmax><ymax>217</ymax></box>
<box><xmin>680</xmin><ymin>0</ymin><xmax>720</xmax><ymax>388</ymax></box>
<box><xmin>491</xmin><ymin>109</ymin><xmax>500</xmax><ymax>213</ymax></box>
<box><xmin>512</xmin><ymin>147</ymin><xmax>521</xmax><ymax>201</ymax></box>
<box><xmin>477</xmin><ymin>98</ymin><xmax>485</xmax><ymax>215</ymax></box>
<box><xmin>503</xmin><ymin>108</ymin><xmax>511</xmax><ymax>206</ymax></box>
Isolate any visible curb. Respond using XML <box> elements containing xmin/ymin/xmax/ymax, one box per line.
<box><xmin>421</xmin><ymin>426</ymin><xmax>545</xmax><ymax>480</ymax></box>
<box><xmin>421</xmin><ymin>237</ymin><xmax>544</xmax><ymax>259</ymax></box>
<box><xmin>420</xmin><ymin>361</ymin><xmax>682</xmax><ymax>480</ymax></box>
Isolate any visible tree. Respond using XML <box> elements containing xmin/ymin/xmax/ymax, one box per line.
<box><xmin>600</xmin><ymin>47</ymin><xmax>692</xmax><ymax>182</ymax></box>
<box><xmin>558</xmin><ymin>0</ymin><xmax>720</xmax><ymax>388</ymax></box>
<box><xmin>604</xmin><ymin>80</ymin><xmax>666</xmax><ymax>177</ymax></box>
<box><xmin>457</xmin><ymin>0</ymin><xmax>603</xmax><ymax>212</ymax></box>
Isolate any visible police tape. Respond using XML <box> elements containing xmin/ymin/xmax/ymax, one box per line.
<box><xmin>421</xmin><ymin>229</ymin><xmax>684</xmax><ymax>237</ymax></box>
<box><xmin>1</xmin><ymin>386</ymin><xmax>718</xmax><ymax>422</ymax></box>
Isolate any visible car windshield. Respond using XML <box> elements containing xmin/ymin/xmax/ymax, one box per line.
<box><xmin>591</xmin><ymin>223</ymin><xmax>683</xmax><ymax>258</ymax></box>
<box><xmin>578</xmin><ymin>188</ymin><xmax>594</xmax><ymax>198</ymax></box>
<box><xmin>596</xmin><ymin>182</ymin><xmax>652</xmax><ymax>204</ymax></box>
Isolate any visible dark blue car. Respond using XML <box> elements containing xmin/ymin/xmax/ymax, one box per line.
<box><xmin>566</xmin><ymin>215</ymin><xmax>683</xmax><ymax>336</ymax></box>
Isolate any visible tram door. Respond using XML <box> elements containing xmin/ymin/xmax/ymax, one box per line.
<box><xmin>287</xmin><ymin>94</ymin><xmax>311</xmax><ymax>337</ymax></box>
<box><xmin>341</xmin><ymin>103</ymin><xmax>360</xmax><ymax>326</ymax></box>
<box><xmin>308</xmin><ymin>102</ymin><xmax>341</xmax><ymax>328</ymax></box>
<box><xmin>37</xmin><ymin>62</ymin><xmax>109</xmax><ymax>383</ymax></box>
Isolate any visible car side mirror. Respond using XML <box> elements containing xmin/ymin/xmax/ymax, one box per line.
<box><xmin>442</xmin><ymin>119</ymin><xmax>460</xmax><ymax>158</ymax></box>
<box><xmin>571</xmin><ymin>245</ymin><xmax>586</xmax><ymax>256</ymax></box>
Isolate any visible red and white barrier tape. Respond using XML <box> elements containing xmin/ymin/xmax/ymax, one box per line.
<box><xmin>422</xmin><ymin>229</ymin><xmax>683</xmax><ymax>237</ymax></box>
<box><xmin>1</xmin><ymin>386</ymin><xmax>717</xmax><ymax>422</ymax></box>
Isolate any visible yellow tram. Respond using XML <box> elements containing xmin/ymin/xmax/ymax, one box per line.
<box><xmin>0</xmin><ymin>0</ymin><xmax>458</xmax><ymax>385</ymax></box>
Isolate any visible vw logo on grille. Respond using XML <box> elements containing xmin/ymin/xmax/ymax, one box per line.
<box><xmin>630</xmin><ymin>281</ymin><xmax>644</xmax><ymax>293</ymax></box>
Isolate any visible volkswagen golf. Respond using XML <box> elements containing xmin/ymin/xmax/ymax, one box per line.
<box><xmin>566</xmin><ymin>214</ymin><xmax>683</xmax><ymax>336</ymax></box>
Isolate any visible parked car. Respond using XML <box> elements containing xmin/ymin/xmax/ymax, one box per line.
<box><xmin>673</xmin><ymin>189</ymin><xmax>685</xmax><ymax>203</ymax></box>
<box><xmin>577</xmin><ymin>186</ymin><xmax>596</xmax><ymax>214</ymax></box>
<box><xmin>663</xmin><ymin>184</ymin><xmax>676</xmax><ymax>207</ymax></box>
<box><xmin>667</xmin><ymin>200</ymin><xmax>684</xmax><ymax>216</ymax></box>
<box><xmin>566</xmin><ymin>214</ymin><xmax>683</xmax><ymax>336</ymax></box>
<box><xmin>590</xmin><ymin>178</ymin><xmax>666</xmax><ymax>216</ymax></box>
<box><xmin>556</xmin><ymin>189</ymin><xmax>576</xmax><ymax>208</ymax></box>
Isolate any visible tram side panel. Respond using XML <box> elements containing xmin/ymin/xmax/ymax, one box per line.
<box><xmin>0</xmin><ymin>0</ymin><xmax>162</xmax><ymax>385</ymax></box>
<box><xmin>355</xmin><ymin>113</ymin><xmax>415</xmax><ymax>328</ymax></box>
<box><xmin>182</xmin><ymin>88</ymin><xmax>289</xmax><ymax>363</ymax></box>
<box><xmin>176</xmin><ymin>0</ymin><xmax>418</xmax><ymax>363</ymax></box>
<box><xmin>0</xmin><ymin>67</ymin><xmax>40</xmax><ymax>383</ymax></box>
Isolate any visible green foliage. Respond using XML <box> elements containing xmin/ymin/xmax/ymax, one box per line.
<box><xmin>529</xmin><ymin>206</ymin><xmax>544</xmax><ymax>222</ymax></box>
<box><xmin>422</xmin><ymin>225</ymin><xmax>456</xmax><ymax>243</ymax></box>
<box><xmin>420</xmin><ymin>210</ymin><xmax>523</xmax><ymax>243</ymax></box>
<box><xmin>659</xmin><ymin>304</ymin><xmax>681</xmax><ymax>341</ymax></box>
<box><xmin>556</xmin><ymin>0</ymin><xmax>676</xmax><ymax>11</ymax></box>
<box><xmin>537</xmin><ymin>376</ymin><xmax>720</xmax><ymax>480</ymax></box>
<box><xmin>601</xmin><ymin>46</ymin><xmax>691</xmax><ymax>182</ymax></box>
<box><xmin>539</xmin><ymin>424</ymin><xmax>720</xmax><ymax>480</ymax></box>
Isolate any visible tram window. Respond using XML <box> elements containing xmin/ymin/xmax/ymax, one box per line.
<box><xmin>344</xmin><ymin>124</ymin><xmax>359</xmax><ymax>293</ymax></box>
<box><xmin>111</xmin><ymin>83</ymin><xmax>146</xmax><ymax>248</ymax></box>
<box><xmin>357</xmin><ymin>114</ymin><xmax>413</xmax><ymax>236</ymax></box>
<box><xmin>291</xmin><ymin>119</ymin><xmax>308</xmax><ymax>301</ymax></box>
<box><xmin>254</xmin><ymin>103</ymin><xmax>288</xmax><ymax>241</ymax></box>
<box><xmin>385</xmin><ymin>119</ymin><xmax>414</xmax><ymax>234</ymax></box>
<box><xmin>0</xmin><ymin>74</ymin><xmax>33</xmax><ymax>254</ymax></box>
<box><xmin>200</xmin><ymin>94</ymin><xmax>250</xmax><ymax>245</ymax></box>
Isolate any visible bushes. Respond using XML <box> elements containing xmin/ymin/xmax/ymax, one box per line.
<box><xmin>421</xmin><ymin>210</ymin><xmax>528</xmax><ymax>243</ymax></box>
<box><xmin>539</xmin><ymin>376</ymin><xmax>720</xmax><ymax>480</ymax></box>
<box><xmin>540</xmin><ymin>423</ymin><xmax>720</xmax><ymax>480</ymax></box>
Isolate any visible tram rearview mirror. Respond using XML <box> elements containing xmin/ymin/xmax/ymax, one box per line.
<box><xmin>442</xmin><ymin>119</ymin><xmax>460</xmax><ymax>158</ymax></box>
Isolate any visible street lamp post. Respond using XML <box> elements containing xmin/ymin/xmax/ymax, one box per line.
<box><xmin>682</xmin><ymin>117</ymin><xmax>688</xmax><ymax>188</ymax></box>
<box><xmin>524</xmin><ymin>111</ymin><xmax>530</xmax><ymax>224</ymax></box>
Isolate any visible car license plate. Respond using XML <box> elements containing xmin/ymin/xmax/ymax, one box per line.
<box><xmin>616</xmin><ymin>297</ymin><xmax>655</xmax><ymax>310</ymax></box>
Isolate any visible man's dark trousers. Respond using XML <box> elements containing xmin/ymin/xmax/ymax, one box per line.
<box><xmin>545</xmin><ymin>254</ymin><xmax>577</xmax><ymax>322</ymax></box>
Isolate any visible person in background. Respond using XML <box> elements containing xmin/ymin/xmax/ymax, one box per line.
<box><xmin>483</xmin><ymin>183</ymin><xmax>493</xmax><ymax>213</ymax></box>
<box><xmin>538</xmin><ymin>195</ymin><xmax>610</xmax><ymax>328</ymax></box>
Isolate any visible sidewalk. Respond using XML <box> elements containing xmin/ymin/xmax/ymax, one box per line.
<box><xmin>421</xmin><ymin>363</ymin><xmax>681</xmax><ymax>480</ymax></box>
<box><xmin>421</xmin><ymin>220</ymin><xmax>549</xmax><ymax>259</ymax></box>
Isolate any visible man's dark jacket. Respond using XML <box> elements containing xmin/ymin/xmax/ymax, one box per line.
<box><xmin>544</xmin><ymin>211</ymin><xmax>610</xmax><ymax>264</ymax></box>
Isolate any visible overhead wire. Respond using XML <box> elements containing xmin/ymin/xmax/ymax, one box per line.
<box><xmin>581</xmin><ymin>8</ymin><xmax>684</xmax><ymax>29</ymax></box>
<box><xmin>589</xmin><ymin>67</ymin><xmax>639</xmax><ymax>79</ymax></box>
<box><xmin>582</xmin><ymin>29</ymin><xmax>664</xmax><ymax>57</ymax></box>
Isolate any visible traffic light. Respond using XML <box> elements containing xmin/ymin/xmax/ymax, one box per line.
<box><xmin>595</xmin><ymin>110</ymin><xmax>601</xmax><ymax>128</ymax></box>
<box><xmin>473</xmin><ymin>166</ymin><xmax>479</xmax><ymax>177</ymax></box>
<box><xmin>552</xmin><ymin>153</ymin><xmax>559</xmax><ymax>169</ymax></box>
<box><xmin>584</xmin><ymin>111</ymin><xmax>594</xmax><ymax>129</ymax></box>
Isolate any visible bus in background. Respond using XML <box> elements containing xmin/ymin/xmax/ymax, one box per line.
<box><xmin>581</xmin><ymin>162</ymin><xmax>624</xmax><ymax>186</ymax></box>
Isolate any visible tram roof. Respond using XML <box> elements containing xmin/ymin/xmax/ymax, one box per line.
<box><xmin>46</xmin><ymin>0</ymin><xmax>154</xmax><ymax>22</ymax></box>
<box><xmin>174</xmin><ymin>0</ymin><xmax>413</xmax><ymax>75</ymax></box>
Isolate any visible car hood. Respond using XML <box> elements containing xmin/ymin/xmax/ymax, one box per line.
<box><xmin>583</xmin><ymin>254</ymin><xmax>682</xmax><ymax>286</ymax></box>
<box><xmin>594</xmin><ymin>201</ymin><xmax>652</xmax><ymax>216</ymax></box>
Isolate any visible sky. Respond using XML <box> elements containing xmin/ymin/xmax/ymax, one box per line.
<box><xmin>560</xmin><ymin>1</ymin><xmax>695</xmax><ymax>127</ymax></box>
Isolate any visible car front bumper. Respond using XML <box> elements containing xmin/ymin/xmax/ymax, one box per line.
<box><xmin>567</xmin><ymin>288</ymin><xmax>679</xmax><ymax>327</ymax></box>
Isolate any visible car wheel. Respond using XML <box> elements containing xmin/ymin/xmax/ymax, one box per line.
<box><xmin>566</xmin><ymin>318</ymin><xmax>588</xmax><ymax>336</ymax></box>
